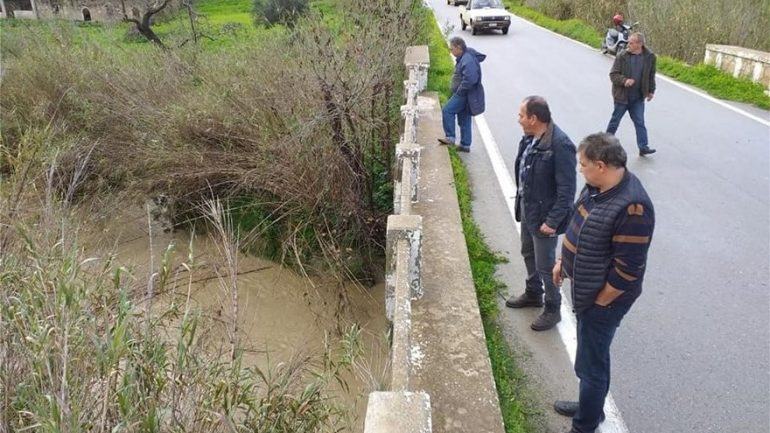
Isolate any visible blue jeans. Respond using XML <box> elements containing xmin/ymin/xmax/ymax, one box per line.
<box><xmin>442</xmin><ymin>93</ymin><xmax>472</xmax><ymax>147</ymax></box>
<box><xmin>520</xmin><ymin>211</ymin><xmax>561</xmax><ymax>310</ymax></box>
<box><xmin>606</xmin><ymin>98</ymin><xmax>648</xmax><ymax>150</ymax></box>
<box><xmin>572</xmin><ymin>302</ymin><xmax>632</xmax><ymax>433</ymax></box>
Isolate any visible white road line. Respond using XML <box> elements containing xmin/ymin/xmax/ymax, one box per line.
<box><xmin>475</xmin><ymin>114</ymin><xmax>630</xmax><ymax>433</ymax></box>
<box><xmin>509</xmin><ymin>12</ymin><xmax>770</xmax><ymax>127</ymax></box>
<box><xmin>474</xmin><ymin>115</ymin><xmax>519</xmax><ymax>227</ymax></box>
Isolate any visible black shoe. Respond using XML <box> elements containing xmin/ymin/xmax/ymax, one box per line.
<box><xmin>505</xmin><ymin>293</ymin><xmax>543</xmax><ymax>308</ymax></box>
<box><xmin>554</xmin><ymin>400</ymin><xmax>606</xmax><ymax>422</ymax></box>
<box><xmin>639</xmin><ymin>147</ymin><xmax>656</xmax><ymax>156</ymax></box>
<box><xmin>457</xmin><ymin>145</ymin><xmax>471</xmax><ymax>153</ymax></box>
<box><xmin>531</xmin><ymin>310</ymin><xmax>561</xmax><ymax>331</ymax></box>
<box><xmin>437</xmin><ymin>137</ymin><xmax>455</xmax><ymax>146</ymax></box>
<box><xmin>554</xmin><ymin>400</ymin><xmax>578</xmax><ymax>417</ymax></box>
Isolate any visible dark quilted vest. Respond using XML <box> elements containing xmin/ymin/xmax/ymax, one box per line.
<box><xmin>571</xmin><ymin>172</ymin><xmax>652</xmax><ymax>313</ymax></box>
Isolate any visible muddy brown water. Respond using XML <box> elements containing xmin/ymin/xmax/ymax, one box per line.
<box><xmin>84</xmin><ymin>208</ymin><xmax>389</xmax><ymax>431</ymax></box>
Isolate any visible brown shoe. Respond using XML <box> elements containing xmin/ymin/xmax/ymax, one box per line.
<box><xmin>531</xmin><ymin>310</ymin><xmax>561</xmax><ymax>331</ymax></box>
<box><xmin>437</xmin><ymin>137</ymin><xmax>455</xmax><ymax>146</ymax></box>
<box><xmin>505</xmin><ymin>293</ymin><xmax>543</xmax><ymax>309</ymax></box>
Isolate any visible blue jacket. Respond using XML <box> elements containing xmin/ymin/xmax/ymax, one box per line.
<box><xmin>514</xmin><ymin>123</ymin><xmax>577</xmax><ymax>235</ymax></box>
<box><xmin>451</xmin><ymin>47</ymin><xmax>486</xmax><ymax>115</ymax></box>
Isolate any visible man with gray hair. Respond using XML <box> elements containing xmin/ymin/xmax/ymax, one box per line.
<box><xmin>606</xmin><ymin>32</ymin><xmax>657</xmax><ymax>156</ymax></box>
<box><xmin>437</xmin><ymin>37</ymin><xmax>486</xmax><ymax>152</ymax></box>
<box><xmin>552</xmin><ymin>133</ymin><xmax>655</xmax><ymax>433</ymax></box>
<box><xmin>505</xmin><ymin>96</ymin><xmax>576</xmax><ymax>331</ymax></box>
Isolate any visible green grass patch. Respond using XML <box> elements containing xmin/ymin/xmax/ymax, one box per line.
<box><xmin>195</xmin><ymin>0</ymin><xmax>253</xmax><ymax>25</ymax></box>
<box><xmin>421</xmin><ymin>8</ymin><xmax>539</xmax><ymax>432</ymax></box>
<box><xmin>0</xmin><ymin>0</ymin><xmax>281</xmax><ymax>52</ymax></box>
<box><xmin>503</xmin><ymin>1</ymin><xmax>602</xmax><ymax>48</ymax></box>
<box><xmin>501</xmin><ymin>0</ymin><xmax>770</xmax><ymax>110</ymax></box>
<box><xmin>0</xmin><ymin>0</ymin><xmax>376</xmax><ymax>52</ymax></box>
<box><xmin>421</xmin><ymin>8</ymin><xmax>454</xmax><ymax>104</ymax></box>
<box><xmin>657</xmin><ymin>56</ymin><xmax>770</xmax><ymax>109</ymax></box>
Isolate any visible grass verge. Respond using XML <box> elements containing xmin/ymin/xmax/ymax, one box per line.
<box><xmin>502</xmin><ymin>1</ymin><xmax>770</xmax><ymax>110</ymax></box>
<box><xmin>421</xmin><ymin>9</ymin><xmax>539</xmax><ymax>433</ymax></box>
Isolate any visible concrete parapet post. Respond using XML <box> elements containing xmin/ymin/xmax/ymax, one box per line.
<box><xmin>395</xmin><ymin>140</ymin><xmax>421</xmax><ymax>208</ymax></box>
<box><xmin>390</xmin><ymin>238</ymin><xmax>412</xmax><ymax>390</ymax></box>
<box><xmin>401</xmin><ymin>104</ymin><xmax>419</xmax><ymax>144</ymax></box>
<box><xmin>364</xmin><ymin>391</ymin><xmax>432</xmax><ymax>433</ymax></box>
<box><xmin>385</xmin><ymin>215</ymin><xmax>422</xmax><ymax>321</ymax></box>
<box><xmin>404</xmin><ymin>78</ymin><xmax>420</xmax><ymax>107</ymax></box>
<box><xmin>405</xmin><ymin>45</ymin><xmax>430</xmax><ymax>92</ymax></box>
<box><xmin>394</xmin><ymin>160</ymin><xmax>413</xmax><ymax>215</ymax></box>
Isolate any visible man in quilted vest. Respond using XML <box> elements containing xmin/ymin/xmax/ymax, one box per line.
<box><xmin>552</xmin><ymin>133</ymin><xmax>655</xmax><ymax>433</ymax></box>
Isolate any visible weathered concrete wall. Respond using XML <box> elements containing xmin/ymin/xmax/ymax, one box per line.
<box><xmin>366</xmin><ymin>46</ymin><xmax>432</xmax><ymax>433</ymax></box>
<box><xmin>364</xmin><ymin>392</ymin><xmax>432</xmax><ymax>433</ymax></box>
<box><xmin>705</xmin><ymin>44</ymin><xmax>770</xmax><ymax>91</ymax></box>
<box><xmin>409</xmin><ymin>91</ymin><xmax>505</xmax><ymax>433</ymax></box>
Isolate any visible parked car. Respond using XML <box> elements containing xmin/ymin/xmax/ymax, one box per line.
<box><xmin>459</xmin><ymin>0</ymin><xmax>511</xmax><ymax>35</ymax></box>
<box><xmin>448</xmin><ymin>0</ymin><xmax>469</xmax><ymax>5</ymax></box>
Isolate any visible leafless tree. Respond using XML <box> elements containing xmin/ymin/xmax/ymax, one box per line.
<box><xmin>120</xmin><ymin>0</ymin><xmax>171</xmax><ymax>47</ymax></box>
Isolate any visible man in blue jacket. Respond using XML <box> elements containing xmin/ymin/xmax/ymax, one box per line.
<box><xmin>437</xmin><ymin>37</ymin><xmax>485</xmax><ymax>153</ymax></box>
<box><xmin>506</xmin><ymin>96</ymin><xmax>576</xmax><ymax>331</ymax></box>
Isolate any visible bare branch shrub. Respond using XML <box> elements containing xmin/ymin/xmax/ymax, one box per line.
<box><xmin>0</xmin><ymin>0</ymin><xmax>425</xmax><ymax>282</ymax></box>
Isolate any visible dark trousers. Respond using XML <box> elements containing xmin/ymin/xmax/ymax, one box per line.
<box><xmin>572</xmin><ymin>302</ymin><xmax>632</xmax><ymax>433</ymax></box>
<box><xmin>441</xmin><ymin>93</ymin><xmax>472</xmax><ymax>147</ymax></box>
<box><xmin>520</xmin><ymin>212</ymin><xmax>560</xmax><ymax>310</ymax></box>
<box><xmin>606</xmin><ymin>97</ymin><xmax>648</xmax><ymax>150</ymax></box>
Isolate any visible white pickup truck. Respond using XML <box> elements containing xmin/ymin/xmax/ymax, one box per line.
<box><xmin>459</xmin><ymin>0</ymin><xmax>511</xmax><ymax>35</ymax></box>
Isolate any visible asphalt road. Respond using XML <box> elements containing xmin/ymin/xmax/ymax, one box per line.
<box><xmin>426</xmin><ymin>2</ymin><xmax>770</xmax><ymax>432</ymax></box>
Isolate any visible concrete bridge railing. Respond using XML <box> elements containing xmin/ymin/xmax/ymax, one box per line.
<box><xmin>704</xmin><ymin>44</ymin><xmax>770</xmax><ymax>94</ymax></box>
<box><xmin>363</xmin><ymin>45</ymin><xmax>432</xmax><ymax>433</ymax></box>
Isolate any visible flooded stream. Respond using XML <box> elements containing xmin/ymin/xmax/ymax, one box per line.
<box><xmin>83</xmin><ymin>206</ymin><xmax>389</xmax><ymax>431</ymax></box>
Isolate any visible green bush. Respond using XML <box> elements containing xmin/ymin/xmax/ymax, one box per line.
<box><xmin>253</xmin><ymin>0</ymin><xmax>309</xmax><ymax>28</ymax></box>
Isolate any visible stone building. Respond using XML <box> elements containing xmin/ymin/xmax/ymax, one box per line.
<box><xmin>0</xmin><ymin>0</ymin><xmax>176</xmax><ymax>23</ymax></box>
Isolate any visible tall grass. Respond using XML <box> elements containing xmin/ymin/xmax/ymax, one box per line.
<box><xmin>0</xmin><ymin>213</ymin><xmax>363</xmax><ymax>433</ymax></box>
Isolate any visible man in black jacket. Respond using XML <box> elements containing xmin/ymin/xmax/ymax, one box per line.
<box><xmin>606</xmin><ymin>32</ymin><xmax>657</xmax><ymax>156</ymax></box>
<box><xmin>505</xmin><ymin>96</ymin><xmax>576</xmax><ymax>331</ymax></box>
<box><xmin>552</xmin><ymin>133</ymin><xmax>655</xmax><ymax>433</ymax></box>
